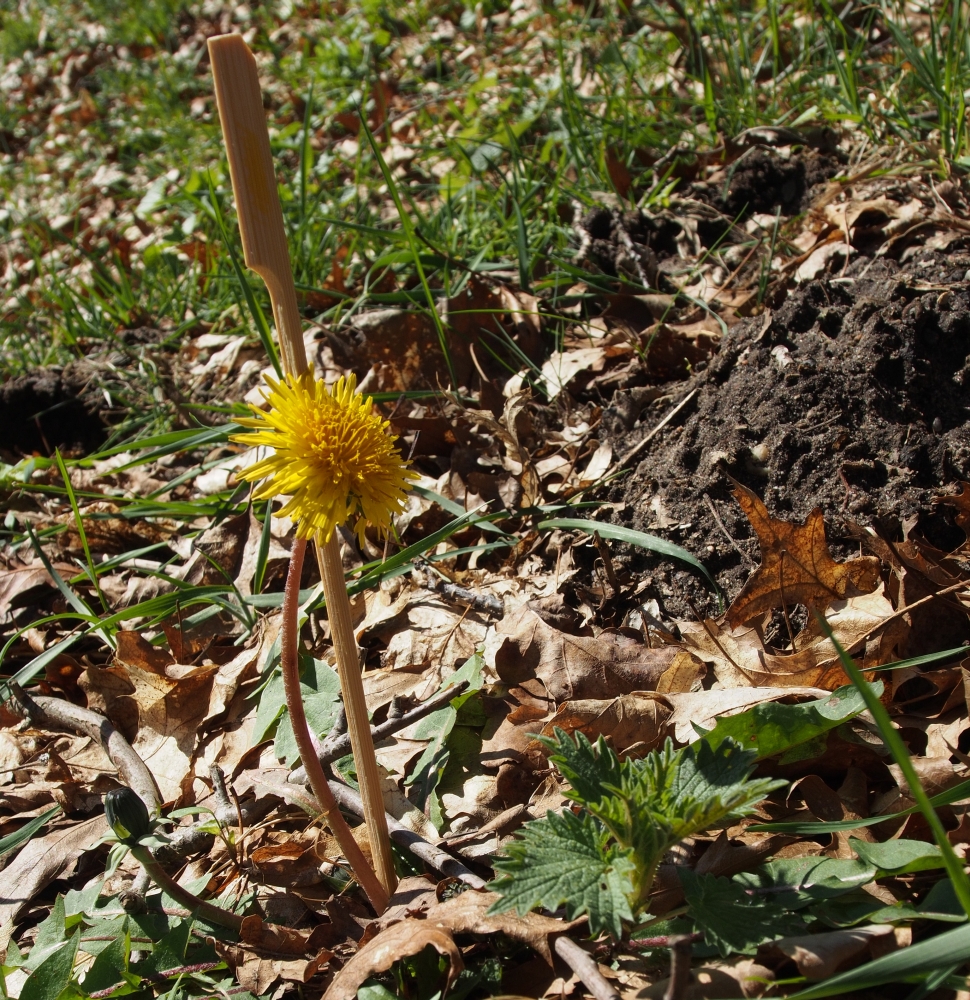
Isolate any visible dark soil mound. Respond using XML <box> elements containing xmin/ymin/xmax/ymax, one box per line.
<box><xmin>605</xmin><ymin>251</ymin><xmax>970</xmax><ymax>619</ymax></box>
<box><xmin>715</xmin><ymin>148</ymin><xmax>841</xmax><ymax>217</ymax></box>
<box><xmin>0</xmin><ymin>366</ymin><xmax>107</xmax><ymax>458</ymax></box>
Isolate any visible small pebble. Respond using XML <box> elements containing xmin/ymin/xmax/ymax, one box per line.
<box><xmin>933</xmin><ymin>416</ymin><xmax>943</xmax><ymax>434</ymax></box>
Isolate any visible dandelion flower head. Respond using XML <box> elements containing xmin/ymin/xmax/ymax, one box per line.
<box><xmin>233</xmin><ymin>366</ymin><xmax>417</xmax><ymax>543</ymax></box>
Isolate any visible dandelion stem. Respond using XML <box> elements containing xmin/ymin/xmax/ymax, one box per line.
<box><xmin>315</xmin><ymin>533</ymin><xmax>398</xmax><ymax>897</ymax></box>
<box><xmin>281</xmin><ymin>537</ymin><xmax>389</xmax><ymax>912</ymax></box>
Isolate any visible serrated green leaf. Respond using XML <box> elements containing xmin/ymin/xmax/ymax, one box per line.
<box><xmin>680</xmin><ymin>869</ymin><xmax>805</xmax><ymax>956</ymax></box>
<box><xmin>490</xmin><ymin>810</ymin><xmax>636</xmax><ymax>937</ymax></box>
<box><xmin>541</xmin><ymin>729</ymin><xmax>623</xmax><ymax>807</ymax></box>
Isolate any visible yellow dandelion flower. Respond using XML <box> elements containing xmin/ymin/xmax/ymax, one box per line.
<box><xmin>232</xmin><ymin>366</ymin><xmax>418</xmax><ymax>543</ymax></box>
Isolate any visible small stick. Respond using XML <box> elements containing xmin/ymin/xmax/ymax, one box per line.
<box><xmin>315</xmin><ymin>534</ymin><xmax>397</xmax><ymax>897</ymax></box>
<box><xmin>282</xmin><ymin>538</ymin><xmax>389</xmax><ymax>912</ymax></box>
<box><xmin>702</xmin><ymin>493</ymin><xmax>757</xmax><ymax>570</ymax></box>
<box><xmin>288</xmin><ymin>679</ymin><xmax>469</xmax><ymax>785</ymax></box>
<box><xmin>210</xmin><ymin>33</ymin><xmax>395</xmax><ymax>900</ymax></box>
<box><xmin>613</xmin><ymin>389</ymin><xmax>698</xmax><ymax>472</ymax></box>
<box><xmin>553</xmin><ymin>937</ymin><xmax>620</xmax><ymax>1000</ymax></box>
<box><xmin>663</xmin><ymin>934</ymin><xmax>695</xmax><ymax>1000</ymax></box>
<box><xmin>327</xmin><ymin>780</ymin><xmax>487</xmax><ymax>889</ymax></box>
<box><xmin>6</xmin><ymin>684</ymin><xmax>161</xmax><ymax>814</ymax></box>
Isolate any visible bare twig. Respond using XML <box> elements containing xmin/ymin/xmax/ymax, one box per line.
<box><xmin>613</xmin><ymin>389</ymin><xmax>698</xmax><ymax>472</ymax></box>
<box><xmin>417</xmin><ymin>562</ymin><xmax>505</xmax><ymax>617</ymax></box>
<box><xmin>553</xmin><ymin>937</ymin><xmax>620</xmax><ymax>1000</ymax></box>
<box><xmin>288</xmin><ymin>679</ymin><xmax>470</xmax><ymax>786</ymax></box>
<box><xmin>663</xmin><ymin>934</ymin><xmax>695</xmax><ymax>1000</ymax></box>
<box><xmin>327</xmin><ymin>780</ymin><xmax>487</xmax><ymax>889</ymax></box>
<box><xmin>281</xmin><ymin>538</ymin><xmax>389</xmax><ymax>913</ymax></box>
<box><xmin>6</xmin><ymin>683</ymin><xmax>161</xmax><ymax>814</ymax></box>
<box><xmin>702</xmin><ymin>493</ymin><xmax>757</xmax><ymax>570</ymax></box>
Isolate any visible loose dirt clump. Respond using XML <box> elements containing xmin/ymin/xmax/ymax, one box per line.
<box><xmin>606</xmin><ymin>249</ymin><xmax>970</xmax><ymax>619</ymax></box>
<box><xmin>0</xmin><ymin>365</ymin><xmax>107</xmax><ymax>459</ymax></box>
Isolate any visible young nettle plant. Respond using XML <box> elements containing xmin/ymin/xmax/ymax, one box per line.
<box><xmin>491</xmin><ymin>730</ymin><xmax>785</xmax><ymax>937</ymax></box>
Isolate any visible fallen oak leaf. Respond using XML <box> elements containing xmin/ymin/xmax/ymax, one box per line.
<box><xmin>726</xmin><ymin>480</ymin><xmax>880</xmax><ymax>629</ymax></box>
<box><xmin>214</xmin><ymin>918</ymin><xmax>334</xmax><ymax>994</ymax></box>
<box><xmin>494</xmin><ymin>605</ymin><xmax>681</xmax><ymax>701</ymax></box>
<box><xmin>535</xmin><ymin>692</ymin><xmax>672</xmax><ymax>754</ymax></box>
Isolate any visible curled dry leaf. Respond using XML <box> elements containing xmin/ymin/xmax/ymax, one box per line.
<box><xmin>726</xmin><ymin>480</ymin><xmax>881</xmax><ymax>629</ymax></box>
<box><xmin>215</xmin><ymin>918</ymin><xmax>334</xmax><ymax>995</ymax></box>
<box><xmin>323</xmin><ymin>922</ymin><xmax>463</xmax><ymax>1000</ymax></box>
<box><xmin>325</xmin><ymin>886</ymin><xmax>570</xmax><ymax>999</ymax></box>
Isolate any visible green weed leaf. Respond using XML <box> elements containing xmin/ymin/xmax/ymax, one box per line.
<box><xmin>679</xmin><ymin>869</ymin><xmax>805</xmax><ymax>956</ymax></box>
<box><xmin>20</xmin><ymin>937</ymin><xmax>78</xmax><ymax>1000</ymax></box>
<box><xmin>490</xmin><ymin>810</ymin><xmax>636</xmax><ymax>937</ymax></box>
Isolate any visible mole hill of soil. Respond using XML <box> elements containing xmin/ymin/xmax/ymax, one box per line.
<box><xmin>605</xmin><ymin>250</ymin><xmax>970</xmax><ymax>620</ymax></box>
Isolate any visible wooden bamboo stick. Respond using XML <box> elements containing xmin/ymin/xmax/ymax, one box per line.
<box><xmin>315</xmin><ymin>533</ymin><xmax>397</xmax><ymax>895</ymax></box>
<box><xmin>208</xmin><ymin>32</ymin><xmax>396</xmax><ymax>901</ymax></box>
<box><xmin>208</xmin><ymin>33</ymin><xmax>306</xmax><ymax>377</ymax></box>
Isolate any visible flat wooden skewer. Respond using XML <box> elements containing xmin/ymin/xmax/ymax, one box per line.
<box><xmin>208</xmin><ymin>32</ymin><xmax>397</xmax><ymax>904</ymax></box>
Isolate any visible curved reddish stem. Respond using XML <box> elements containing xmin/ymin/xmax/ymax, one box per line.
<box><xmin>281</xmin><ymin>537</ymin><xmax>388</xmax><ymax>913</ymax></box>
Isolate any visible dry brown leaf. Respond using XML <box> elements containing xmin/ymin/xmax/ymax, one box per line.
<box><xmin>636</xmin><ymin>956</ymin><xmax>773</xmax><ymax>998</ymax></box>
<box><xmin>726</xmin><ymin>481</ymin><xmax>881</xmax><ymax>629</ymax></box>
<box><xmin>0</xmin><ymin>814</ymin><xmax>107</xmax><ymax>952</ymax></box>
<box><xmin>324</xmin><ymin>922</ymin><xmax>462</xmax><ymax>1000</ymax></box>
<box><xmin>425</xmin><ymin>888</ymin><xmax>567</xmax><ymax>964</ymax></box>
<box><xmin>0</xmin><ymin>561</ymin><xmax>75</xmax><ymax>622</ymax></box>
<box><xmin>758</xmin><ymin>923</ymin><xmax>895</xmax><ymax>980</ymax></box>
<box><xmin>494</xmin><ymin>605</ymin><xmax>679</xmax><ymax>701</ymax></box>
<box><xmin>82</xmin><ymin>635</ymin><xmax>218</xmax><ymax>803</ymax></box>
<box><xmin>536</xmin><ymin>692</ymin><xmax>672</xmax><ymax>753</ymax></box>
<box><xmin>215</xmin><ymin>918</ymin><xmax>333</xmax><ymax>994</ymax></box>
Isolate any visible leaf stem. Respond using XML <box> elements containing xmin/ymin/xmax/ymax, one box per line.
<box><xmin>127</xmin><ymin>845</ymin><xmax>243</xmax><ymax>932</ymax></box>
<box><xmin>282</xmin><ymin>537</ymin><xmax>389</xmax><ymax>912</ymax></box>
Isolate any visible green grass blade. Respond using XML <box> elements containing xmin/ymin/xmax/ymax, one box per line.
<box><xmin>0</xmin><ymin>806</ymin><xmax>61</xmax><ymax>860</ymax></box>
<box><xmin>784</xmin><ymin>923</ymin><xmax>970</xmax><ymax>999</ymax></box>
<box><xmin>819</xmin><ymin>620</ymin><xmax>970</xmax><ymax>917</ymax></box>
<box><xmin>750</xmin><ymin>777</ymin><xmax>970</xmax><ymax>834</ymax></box>
<box><xmin>25</xmin><ymin>527</ymin><xmax>113</xmax><ymax>648</ymax></box>
<box><xmin>537</xmin><ymin>518</ymin><xmax>721</xmax><ymax>595</ymax></box>
<box><xmin>253</xmin><ymin>503</ymin><xmax>274</xmax><ymax>595</ymax></box>
<box><xmin>53</xmin><ymin>449</ymin><xmax>107</xmax><ymax>613</ymax></box>
<box><xmin>358</xmin><ymin>115</ymin><xmax>458</xmax><ymax>390</ymax></box>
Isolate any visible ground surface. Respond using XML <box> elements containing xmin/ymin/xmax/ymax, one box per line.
<box><xmin>6</xmin><ymin>1</ymin><xmax>970</xmax><ymax>999</ymax></box>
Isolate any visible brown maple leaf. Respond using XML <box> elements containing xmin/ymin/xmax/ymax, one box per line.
<box><xmin>935</xmin><ymin>482</ymin><xmax>970</xmax><ymax>538</ymax></box>
<box><xmin>726</xmin><ymin>481</ymin><xmax>881</xmax><ymax>629</ymax></box>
